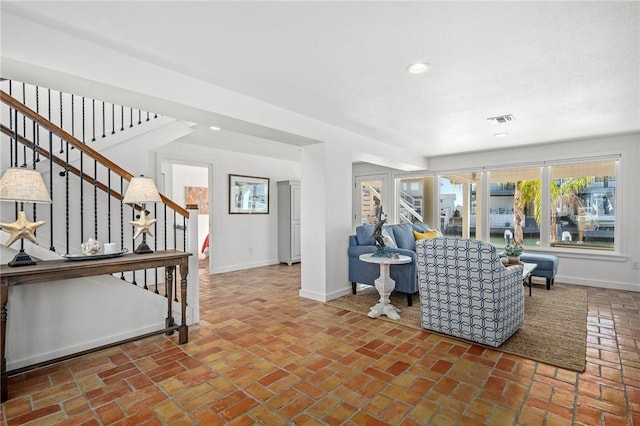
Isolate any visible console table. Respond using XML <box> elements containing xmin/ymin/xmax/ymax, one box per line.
<box><xmin>0</xmin><ymin>250</ymin><xmax>191</xmax><ymax>402</ymax></box>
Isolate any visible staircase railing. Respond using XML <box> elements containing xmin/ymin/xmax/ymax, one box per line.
<box><xmin>0</xmin><ymin>89</ymin><xmax>189</xmax><ymax>297</ymax></box>
<box><xmin>0</xmin><ymin>80</ymin><xmax>159</xmax><ymax>152</ymax></box>
<box><xmin>399</xmin><ymin>190</ymin><xmax>423</xmax><ymax>224</ymax></box>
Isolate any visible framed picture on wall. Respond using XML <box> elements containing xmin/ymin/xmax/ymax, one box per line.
<box><xmin>185</xmin><ymin>186</ymin><xmax>209</xmax><ymax>214</ymax></box>
<box><xmin>229</xmin><ymin>174</ymin><xmax>270</xmax><ymax>214</ymax></box>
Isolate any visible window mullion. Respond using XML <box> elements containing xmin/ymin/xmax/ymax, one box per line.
<box><xmin>540</xmin><ymin>166</ymin><xmax>551</xmax><ymax>247</ymax></box>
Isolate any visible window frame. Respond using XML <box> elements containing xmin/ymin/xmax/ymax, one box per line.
<box><xmin>393</xmin><ymin>154</ymin><xmax>623</xmax><ymax>257</ymax></box>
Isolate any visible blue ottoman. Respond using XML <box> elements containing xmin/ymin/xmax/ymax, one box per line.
<box><xmin>518</xmin><ymin>253</ymin><xmax>559</xmax><ymax>290</ymax></box>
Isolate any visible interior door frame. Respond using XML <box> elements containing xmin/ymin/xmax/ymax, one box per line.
<box><xmin>155</xmin><ymin>153</ymin><xmax>213</xmax><ymax>274</ymax></box>
<box><xmin>353</xmin><ymin>173</ymin><xmax>390</xmax><ymax>229</ymax></box>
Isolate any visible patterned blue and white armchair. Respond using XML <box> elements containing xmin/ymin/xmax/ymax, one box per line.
<box><xmin>415</xmin><ymin>237</ymin><xmax>524</xmax><ymax>347</ymax></box>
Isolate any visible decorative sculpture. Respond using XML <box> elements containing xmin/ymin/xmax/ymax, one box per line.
<box><xmin>372</xmin><ymin>205</ymin><xmax>389</xmax><ymax>257</ymax></box>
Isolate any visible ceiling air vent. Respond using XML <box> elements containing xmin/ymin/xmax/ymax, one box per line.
<box><xmin>487</xmin><ymin>114</ymin><xmax>515</xmax><ymax>124</ymax></box>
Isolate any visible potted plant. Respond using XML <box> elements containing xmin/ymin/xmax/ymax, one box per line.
<box><xmin>504</xmin><ymin>243</ymin><xmax>524</xmax><ymax>264</ymax></box>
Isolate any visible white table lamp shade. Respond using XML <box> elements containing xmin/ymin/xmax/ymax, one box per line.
<box><xmin>0</xmin><ymin>168</ymin><xmax>52</xmax><ymax>204</ymax></box>
<box><xmin>123</xmin><ymin>176</ymin><xmax>162</xmax><ymax>204</ymax></box>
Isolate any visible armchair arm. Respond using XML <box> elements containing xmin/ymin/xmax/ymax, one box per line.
<box><xmin>348</xmin><ymin>245</ymin><xmax>377</xmax><ymax>257</ymax></box>
<box><xmin>502</xmin><ymin>263</ymin><xmax>523</xmax><ymax>281</ymax></box>
<box><xmin>385</xmin><ymin>247</ymin><xmax>417</xmax><ymax>262</ymax></box>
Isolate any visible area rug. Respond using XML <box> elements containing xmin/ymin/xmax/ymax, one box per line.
<box><xmin>326</xmin><ymin>283</ymin><xmax>587</xmax><ymax>372</ymax></box>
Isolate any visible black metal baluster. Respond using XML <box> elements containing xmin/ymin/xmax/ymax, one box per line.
<box><xmin>120</xmin><ymin>105</ymin><xmax>124</xmax><ymax>131</ymax></box>
<box><xmin>173</xmin><ymin>210</ymin><xmax>179</xmax><ymax>302</ymax></box>
<box><xmin>94</xmin><ymin>160</ymin><xmax>98</xmax><ymax>239</ymax></box>
<box><xmin>81</xmin><ymin>97</ymin><xmax>85</xmax><ymax>144</ymax></box>
<box><xmin>146</xmin><ymin>111</ymin><xmax>150</xmax><ymax>122</ymax></box>
<box><xmin>80</xmin><ymin>151</ymin><xmax>84</xmax><ymax>243</ymax></box>
<box><xmin>91</xmin><ymin>99</ymin><xmax>96</xmax><ymax>142</ymax></box>
<box><xmin>35</xmin><ymin>86</ymin><xmax>40</xmax><ymax>162</ymax></box>
<box><xmin>173</xmin><ymin>211</ymin><xmax>177</xmax><ymax>250</ymax></box>
<box><xmin>153</xmin><ymin>204</ymin><xmax>158</xmax><ymax>253</ymax></box>
<box><xmin>183</xmin><ymin>216</ymin><xmax>187</xmax><ymax>252</ymax></box>
<box><xmin>102</xmin><ymin>101</ymin><xmax>106</xmax><ymax>138</ymax></box>
<box><xmin>131</xmin><ymin>208</ymin><xmax>137</xmax><ymax>286</ymax></box>
<box><xmin>21</xmin><ymin>83</ymin><xmax>26</xmax><ymax>166</ymax></box>
<box><xmin>59</xmin><ymin>91</ymin><xmax>63</xmax><ymax>153</ymax></box>
<box><xmin>11</xmin><ymin>110</ymin><xmax>18</xmax><ymax>220</ymax></box>
<box><xmin>138</xmin><ymin>110</ymin><xmax>141</xmax><ymax>125</ymax></box>
<box><xmin>49</xmin><ymin>130</ymin><xmax>55</xmax><ymax>251</ymax></box>
<box><xmin>7</xmin><ymin>112</ymin><xmax>12</xmax><ymax>168</ymax></box>
<box><xmin>111</xmin><ymin>104</ymin><xmax>115</xmax><ymax>134</ymax></box>
<box><xmin>120</xmin><ymin>176</ymin><xmax>125</xmax><ymax>280</ymax></box>
<box><xmin>164</xmin><ymin>204</ymin><xmax>168</xmax><ymax>250</ymax></box>
<box><xmin>70</xmin><ymin>94</ymin><xmax>75</xmax><ymax>150</ymax></box>
<box><xmin>8</xmin><ymin>82</ymin><xmax>13</xmax><ymax>164</ymax></box>
<box><xmin>108</xmin><ymin>170</ymin><xmax>112</xmax><ymax>243</ymax></box>
<box><xmin>13</xmin><ymin>109</ymin><xmax>18</xmax><ymax>167</ymax></box>
<box><xmin>65</xmin><ymin>141</ymin><xmax>70</xmax><ymax>254</ymax></box>
<box><xmin>71</xmin><ymin>94</ymin><xmax>75</xmax><ymax>137</ymax></box>
<box><xmin>31</xmin><ymin>122</ymin><xmax>37</xmax><ymax>235</ymax></box>
<box><xmin>129</xmin><ymin>107</ymin><xmax>133</xmax><ymax>128</ymax></box>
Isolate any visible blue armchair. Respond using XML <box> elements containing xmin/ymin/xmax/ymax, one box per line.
<box><xmin>348</xmin><ymin>223</ymin><xmax>420</xmax><ymax>305</ymax></box>
<box><xmin>416</xmin><ymin>237</ymin><xmax>525</xmax><ymax>347</ymax></box>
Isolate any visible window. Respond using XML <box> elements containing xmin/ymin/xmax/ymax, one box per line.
<box><xmin>550</xmin><ymin>161</ymin><xmax>616</xmax><ymax>250</ymax></box>
<box><xmin>484</xmin><ymin>159</ymin><xmax>617</xmax><ymax>252</ymax></box>
<box><xmin>439</xmin><ymin>172</ymin><xmax>481</xmax><ymax>239</ymax></box>
<box><xmin>395</xmin><ymin>157</ymin><xmax>619</xmax><ymax>252</ymax></box>
<box><xmin>397</xmin><ymin>177</ymin><xmax>426</xmax><ymax>224</ymax></box>
<box><xmin>488</xmin><ymin>168</ymin><xmax>541</xmax><ymax>247</ymax></box>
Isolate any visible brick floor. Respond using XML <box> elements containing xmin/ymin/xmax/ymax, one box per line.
<box><xmin>1</xmin><ymin>261</ymin><xmax>638</xmax><ymax>425</ymax></box>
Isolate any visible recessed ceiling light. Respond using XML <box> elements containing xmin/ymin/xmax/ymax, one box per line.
<box><xmin>494</xmin><ymin>133</ymin><xmax>509</xmax><ymax>137</ymax></box>
<box><xmin>406</xmin><ymin>62</ymin><xmax>431</xmax><ymax>74</ymax></box>
<box><xmin>209</xmin><ymin>126</ymin><xmax>221</xmax><ymax>131</ymax></box>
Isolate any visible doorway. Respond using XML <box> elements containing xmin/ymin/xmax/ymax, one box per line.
<box><xmin>354</xmin><ymin>174</ymin><xmax>389</xmax><ymax>228</ymax></box>
<box><xmin>159</xmin><ymin>159</ymin><xmax>213</xmax><ymax>274</ymax></box>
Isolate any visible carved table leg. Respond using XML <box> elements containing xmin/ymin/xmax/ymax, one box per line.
<box><xmin>1</xmin><ymin>278</ymin><xmax>8</xmax><ymax>402</ymax></box>
<box><xmin>368</xmin><ymin>263</ymin><xmax>401</xmax><ymax>320</ymax></box>
<box><xmin>178</xmin><ymin>257</ymin><xmax>189</xmax><ymax>344</ymax></box>
<box><xmin>165</xmin><ymin>266</ymin><xmax>175</xmax><ymax>335</ymax></box>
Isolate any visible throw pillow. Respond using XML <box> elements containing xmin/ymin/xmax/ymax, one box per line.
<box><xmin>413</xmin><ymin>230</ymin><xmax>438</xmax><ymax>241</ymax></box>
<box><xmin>381</xmin><ymin>227</ymin><xmax>397</xmax><ymax>248</ymax></box>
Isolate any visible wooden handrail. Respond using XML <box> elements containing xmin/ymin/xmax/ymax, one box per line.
<box><xmin>0</xmin><ymin>90</ymin><xmax>188</xmax><ymax>218</ymax></box>
<box><xmin>0</xmin><ymin>124</ymin><xmax>127</xmax><ymax>203</ymax></box>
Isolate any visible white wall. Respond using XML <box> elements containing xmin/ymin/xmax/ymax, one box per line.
<box><xmin>5</xmin><ymin>273</ymin><xmax>182</xmax><ymax>371</ymax></box>
<box><xmin>155</xmin><ymin>141</ymin><xmax>301</xmax><ymax>273</ymax></box>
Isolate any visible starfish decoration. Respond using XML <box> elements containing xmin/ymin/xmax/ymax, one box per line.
<box><xmin>129</xmin><ymin>210</ymin><xmax>157</xmax><ymax>239</ymax></box>
<box><xmin>0</xmin><ymin>211</ymin><xmax>46</xmax><ymax>247</ymax></box>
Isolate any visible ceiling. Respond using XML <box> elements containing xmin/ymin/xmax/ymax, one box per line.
<box><xmin>2</xmin><ymin>1</ymin><xmax>639</xmax><ymax>159</ymax></box>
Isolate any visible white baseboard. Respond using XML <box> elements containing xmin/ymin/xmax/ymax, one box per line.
<box><xmin>213</xmin><ymin>259</ymin><xmax>279</xmax><ymax>274</ymax></box>
<box><xmin>553</xmin><ymin>275</ymin><xmax>639</xmax><ymax>292</ymax></box>
<box><xmin>298</xmin><ymin>288</ymin><xmax>328</xmax><ymax>302</ymax></box>
<box><xmin>7</xmin><ymin>322</ymin><xmax>166</xmax><ymax>371</ymax></box>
